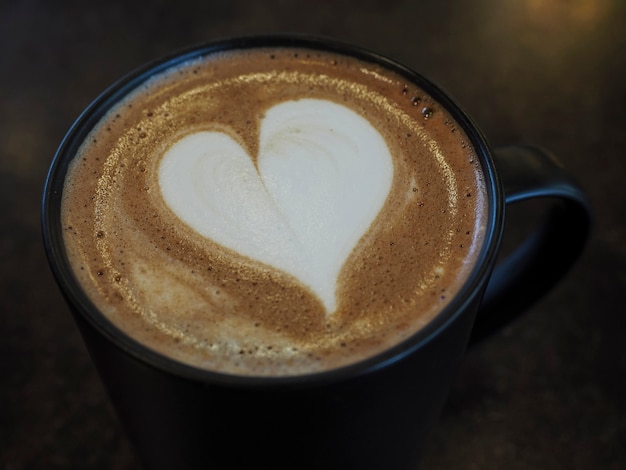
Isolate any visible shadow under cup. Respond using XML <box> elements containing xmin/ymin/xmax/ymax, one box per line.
<box><xmin>42</xmin><ymin>36</ymin><xmax>591</xmax><ymax>470</ymax></box>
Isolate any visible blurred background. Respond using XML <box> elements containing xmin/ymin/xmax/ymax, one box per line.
<box><xmin>1</xmin><ymin>0</ymin><xmax>624</xmax><ymax>468</ymax></box>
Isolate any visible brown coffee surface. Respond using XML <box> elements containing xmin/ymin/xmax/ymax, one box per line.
<box><xmin>61</xmin><ymin>46</ymin><xmax>488</xmax><ymax>376</ymax></box>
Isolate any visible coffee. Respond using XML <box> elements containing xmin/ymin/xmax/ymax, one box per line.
<box><xmin>61</xmin><ymin>46</ymin><xmax>487</xmax><ymax>376</ymax></box>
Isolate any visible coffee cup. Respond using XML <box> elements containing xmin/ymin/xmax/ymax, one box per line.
<box><xmin>42</xmin><ymin>35</ymin><xmax>591</xmax><ymax>469</ymax></box>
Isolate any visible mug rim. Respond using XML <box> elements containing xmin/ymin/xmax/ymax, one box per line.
<box><xmin>42</xmin><ymin>34</ymin><xmax>504</xmax><ymax>388</ymax></box>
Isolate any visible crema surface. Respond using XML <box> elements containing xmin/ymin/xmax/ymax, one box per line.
<box><xmin>61</xmin><ymin>47</ymin><xmax>488</xmax><ymax>376</ymax></box>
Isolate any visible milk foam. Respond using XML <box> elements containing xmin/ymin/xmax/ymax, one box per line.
<box><xmin>158</xmin><ymin>99</ymin><xmax>394</xmax><ymax>313</ymax></box>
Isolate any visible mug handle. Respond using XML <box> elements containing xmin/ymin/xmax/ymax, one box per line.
<box><xmin>468</xmin><ymin>145</ymin><xmax>592</xmax><ymax>345</ymax></box>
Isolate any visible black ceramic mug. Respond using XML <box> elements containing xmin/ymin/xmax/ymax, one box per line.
<box><xmin>42</xmin><ymin>36</ymin><xmax>591</xmax><ymax>470</ymax></box>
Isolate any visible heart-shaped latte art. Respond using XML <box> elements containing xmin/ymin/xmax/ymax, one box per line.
<box><xmin>158</xmin><ymin>99</ymin><xmax>393</xmax><ymax>314</ymax></box>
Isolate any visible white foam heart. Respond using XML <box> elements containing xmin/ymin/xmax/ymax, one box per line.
<box><xmin>158</xmin><ymin>99</ymin><xmax>393</xmax><ymax>314</ymax></box>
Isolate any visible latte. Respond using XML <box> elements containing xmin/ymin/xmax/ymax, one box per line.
<box><xmin>61</xmin><ymin>45</ymin><xmax>487</xmax><ymax>376</ymax></box>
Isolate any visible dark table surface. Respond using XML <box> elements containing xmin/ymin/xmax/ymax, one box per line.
<box><xmin>1</xmin><ymin>0</ymin><xmax>625</xmax><ymax>468</ymax></box>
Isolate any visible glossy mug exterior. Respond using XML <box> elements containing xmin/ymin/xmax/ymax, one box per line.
<box><xmin>42</xmin><ymin>36</ymin><xmax>591</xmax><ymax>470</ymax></box>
